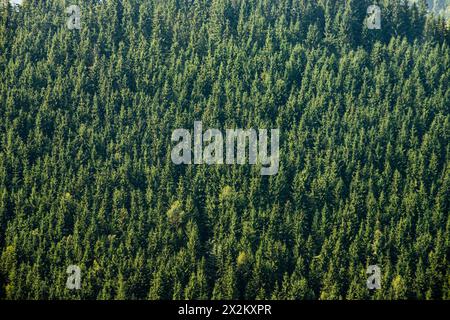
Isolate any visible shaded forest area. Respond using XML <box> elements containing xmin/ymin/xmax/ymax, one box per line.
<box><xmin>0</xmin><ymin>0</ymin><xmax>449</xmax><ymax>299</ymax></box>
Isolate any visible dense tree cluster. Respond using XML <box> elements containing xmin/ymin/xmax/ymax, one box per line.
<box><xmin>0</xmin><ymin>0</ymin><xmax>449</xmax><ymax>300</ymax></box>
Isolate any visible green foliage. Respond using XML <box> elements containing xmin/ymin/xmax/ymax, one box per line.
<box><xmin>0</xmin><ymin>0</ymin><xmax>449</xmax><ymax>300</ymax></box>
<box><xmin>167</xmin><ymin>201</ymin><xmax>185</xmax><ymax>226</ymax></box>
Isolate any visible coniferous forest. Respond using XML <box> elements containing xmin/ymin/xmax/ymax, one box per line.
<box><xmin>0</xmin><ymin>0</ymin><xmax>449</xmax><ymax>300</ymax></box>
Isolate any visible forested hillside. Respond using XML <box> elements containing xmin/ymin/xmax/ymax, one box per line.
<box><xmin>0</xmin><ymin>0</ymin><xmax>449</xmax><ymax>300</ymax></box>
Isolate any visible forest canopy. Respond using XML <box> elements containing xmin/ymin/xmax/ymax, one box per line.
<box><xmin>0</xmin><ymin>0</ymin><xmax>449</xmax><ymax>300</ymax></box>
